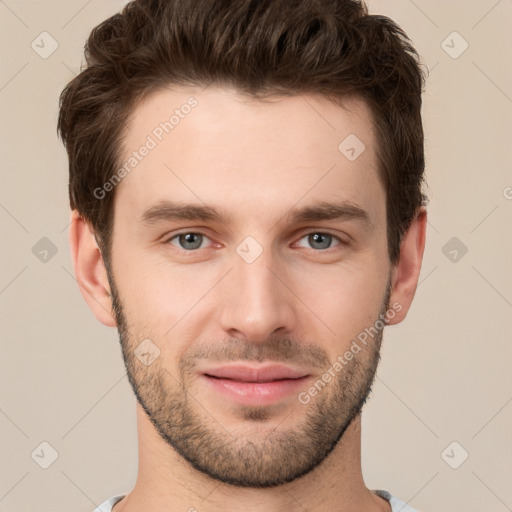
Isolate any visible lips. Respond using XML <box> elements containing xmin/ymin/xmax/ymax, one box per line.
<box><xmin>203</xmin><ymin>364</ymin><xmax>309</xmax><ymax>383</ymax></box>
<box><xmin>201</xmin><ymin>364</ymin><xmax>311</xmax><ymax>406</ymax></box>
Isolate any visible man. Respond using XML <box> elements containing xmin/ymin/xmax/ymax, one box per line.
<box><xmin>58</xmin><ymin>0</ymin><xmax>428</xmax><ymax>510</ymax></box>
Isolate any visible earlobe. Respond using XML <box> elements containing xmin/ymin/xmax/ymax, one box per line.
<box><xmin>68</xmin><ymin>210</ymin><xmax>117</xmax><ymax>327</ymax></box>
<box><xmin>386</xmin><ymin>207</ymin><xmax>427</xmax><ymax>326</ymax></box>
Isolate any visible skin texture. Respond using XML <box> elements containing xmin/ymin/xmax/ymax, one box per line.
<box><xmin>69</xmin><ymin>86</ymin><xmax>427</xmax><ymax>512</ymax></box>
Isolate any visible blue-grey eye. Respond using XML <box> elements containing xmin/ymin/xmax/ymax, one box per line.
<box><xmin>297</xmin><ymin>232</ymin><xmax>341</xmax><ymax>250</ymax></box>
<box><xmin>169</xmin><ymin>232</ymin><xmax>206</xmax><ymax>250</ymax></box>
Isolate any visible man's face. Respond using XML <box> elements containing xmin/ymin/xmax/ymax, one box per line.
<box><xmin>106</xmin><ymin>86</ymin><xmax>392</xmax><ymax>487</ymax></box>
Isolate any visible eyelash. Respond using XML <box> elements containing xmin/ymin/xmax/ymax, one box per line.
<box><xmin>164</xmin><ymin>230</ymin><xmax>346</xmax><ymax>252</ymax></box>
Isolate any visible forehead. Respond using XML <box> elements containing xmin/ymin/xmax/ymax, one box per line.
<box><xmin>115</xmin><ymin>85</ymin><xmax>385</xmax><ymax>229</ymax></box>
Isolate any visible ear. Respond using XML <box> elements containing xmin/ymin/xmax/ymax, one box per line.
<box><xmin>68</xmin><ymin>210</ymin><xmax>117</xmax><ymax>327</ymax></box>
<box><xmin>386</xmin><ymin>207</ymin><xmax>427</xmax><ymax>325</ymax></box>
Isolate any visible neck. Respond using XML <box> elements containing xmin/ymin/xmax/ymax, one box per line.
<box><xmin>114</xmin><ymin>405</ymin><xmax>390</xmax><ymax>512</ymax></box>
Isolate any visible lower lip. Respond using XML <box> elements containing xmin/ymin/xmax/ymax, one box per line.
<box><xmin>202</xmin><ymin>375</ymin><xmax>311</xmax><ymax>406</ymax></box>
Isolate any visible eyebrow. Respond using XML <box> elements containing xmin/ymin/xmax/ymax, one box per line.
<box><xmin>139</xmin><ymin>200</ymin><xmax>372</xmax><ymax>230</ymax></box>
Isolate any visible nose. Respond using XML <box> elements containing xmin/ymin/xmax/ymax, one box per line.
<box><xmin>218</xmin><ymin>248</ymin><xmax>297</xmax><ymax>343</ymax></box>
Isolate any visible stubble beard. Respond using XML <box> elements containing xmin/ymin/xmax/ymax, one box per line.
<box><xmin>108</xmin><ymin>269</ymin><xmax>390</xmax><ymax>488</ymax></box>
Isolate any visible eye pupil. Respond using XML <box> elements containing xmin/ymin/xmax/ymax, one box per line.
<box><xmin>309</xmin><ymin>233</ymin><xmax>331</xmax><ymax>250</ymax></box>
<box><xmin>179</xmin><ymin>233</ymin><xmax>202</xmax><ymax>250</ymax></box>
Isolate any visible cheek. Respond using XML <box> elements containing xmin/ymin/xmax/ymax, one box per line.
<box><xmin>291</xmin><ymin>256</ymin><xmax>389</xmax><ymax>346</ymax></box>
<box><xmin>112</xmin><ymin>253</ymin><xmax>217</xmax><ymax>344</ymax></box>
<box><xmin>112</xmin><ymin>231</ymin><xmax>390</xmax><ymax>354</ymax></box>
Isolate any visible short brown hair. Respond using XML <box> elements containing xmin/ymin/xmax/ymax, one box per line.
<box><xmin>57</xmin><ymin>0</ymin><xmax>428</xmax><ymax>265</ymax></box>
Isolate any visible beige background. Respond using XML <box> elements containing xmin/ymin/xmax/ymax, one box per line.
<box><xmin>1</xmin><ymin>1</ymin><xmax>511</xmax><ymax>511</ymax></box>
